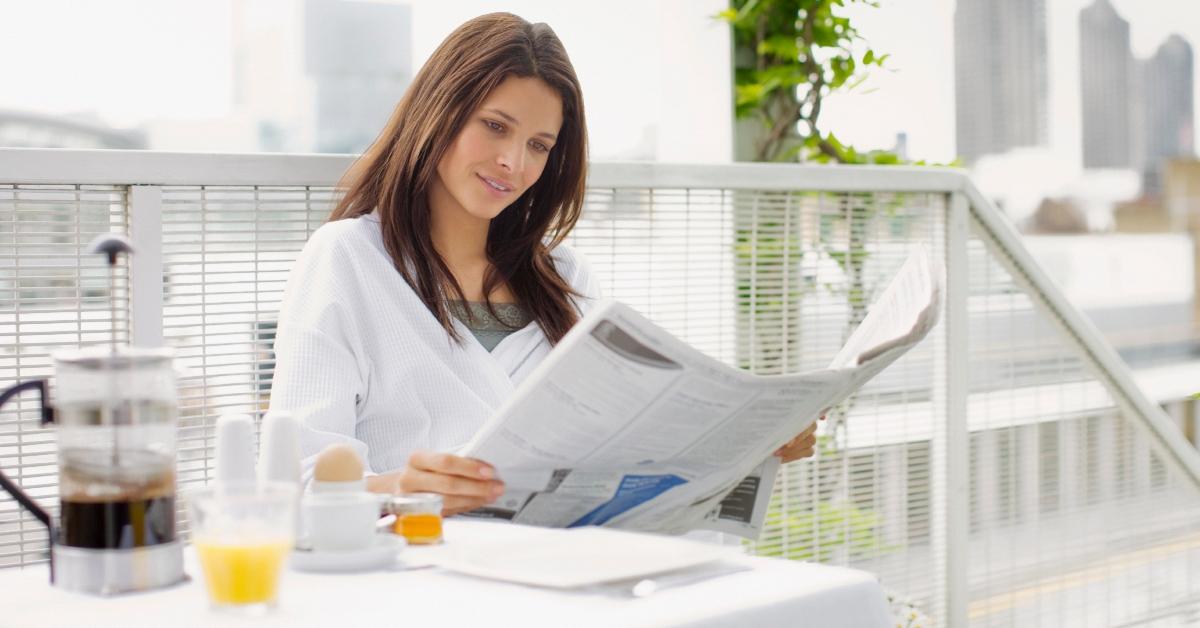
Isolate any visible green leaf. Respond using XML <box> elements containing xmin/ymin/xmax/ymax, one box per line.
<box><xmin>734</xmin><ymin>0</ymin><xmax>764</xmax><ymax>23</ymax></box>
<box><xmin>756</xmin><ymin>65</ymin><xmax>806</xmax><ymax>88</ymax></box>
<box><xmin>758</xmin><ymin>34</ymin><xmax>801</xmax><ymax>61</ymax></box>
<box><xmin>736</xmin><ymin>83</ymin><xmax>768</xmax><ymax>108</ymax></box>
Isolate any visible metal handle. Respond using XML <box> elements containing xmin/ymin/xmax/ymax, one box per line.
<box><xmin>0</xmin><ymin>378</ymin><xmax>57</xmax><ymax>582</ymax></box>
<box><xmin>0</xmin><ymin>379</ymin><xmax>55</xmax><ymax>425</ymax></box>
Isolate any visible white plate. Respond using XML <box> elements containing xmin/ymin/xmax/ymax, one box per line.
<box><xmin>424</xmin><ymin>526</ymin><xmax>730</xmax><ymax>589</ymax></box>
<box><xmin>289</xmin><ymin>534</ymin><xmax>406</xmax><ymax>573</ymax></box>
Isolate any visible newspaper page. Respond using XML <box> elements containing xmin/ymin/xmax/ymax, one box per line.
<box><xmin>460</xmin><ymin>248</ymin><xmax>942</xmax><ymax>538</ymax></box>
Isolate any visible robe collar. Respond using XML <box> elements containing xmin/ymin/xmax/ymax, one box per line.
<box><xmin>450</xmin><ymin>317</ymin><xmax>545</xmax><ymax>409</ymax></box>
<box><xmin>362</xmin><ymin>210</ymin><xmax>550</xmax><ymax>408</ymax></box>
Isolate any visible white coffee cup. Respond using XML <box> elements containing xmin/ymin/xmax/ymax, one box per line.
<box><xmin>304</xmin><ymin>492</ymin><xmax>379</xmax><ymax>552</ymax></box>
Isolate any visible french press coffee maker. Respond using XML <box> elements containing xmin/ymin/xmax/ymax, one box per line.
<box><xmin>0</xmin><ymin>234</ymin><xmax>184</xmax><ymax>595</ymax></box>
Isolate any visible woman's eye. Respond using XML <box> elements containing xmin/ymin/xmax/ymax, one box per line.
<box><xmin>531</xmin><ymin>141</ymin><xmax>550</xmax><ymax>153</ymax></box>
<box><xmin>484</xmin><ymin>119</ymin><xmax>503</xmax><ymax>132</ymax></box>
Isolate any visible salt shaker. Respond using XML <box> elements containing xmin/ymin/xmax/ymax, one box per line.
<box><xmin>258</xmin><ymin>411</ymin><xmax>301</xmax><ymax>486</ymax></box>
<box><xmin>214</xmin><ymin>413</ymin><xmax>257</xmax><ymax>484</ymax></box>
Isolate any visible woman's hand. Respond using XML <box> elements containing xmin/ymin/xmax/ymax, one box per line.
<box><xmin>365</xmin><ymin>450</ymin><xmax>504</xmax><ymax>516</ymax></box>
<box><xmin>773</xmin><ymin>414</ymin><xmax>824</xmax><ymax>464</ymax></box>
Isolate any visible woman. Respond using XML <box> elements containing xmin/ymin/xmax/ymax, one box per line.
<box><xmin>270</xmin><ymin>13</ymin><xmax>817</xmax><ymax>517</ymax></box>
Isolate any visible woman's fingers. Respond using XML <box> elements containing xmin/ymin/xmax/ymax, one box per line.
<box><xmin>774</xmin><ymin>422</ymin><xmax>817</xmax><ymax>452</ymax></box>
<box><xmin>401</xmin><ymin>450</ymin><xmax>504</xmax><ymax>515</ymax></box>
<box><xmin>409</xmin><ymin>449</ymin><xmax>495</xmax><ymax>480</ymax></box>
<box><xmin>401</xmin><ymin>467</ymin><xmax>503</xmax><ymax>499</ymax></box>
<box><xmin>774</xmin><ymin>421</ymin><xmax>820</xmax><ymax>463</ymax></box>
<box><xmin>364</xmin><ymin>471</ymin><xmax>404</xmax><ymax>494</ymax></box>
<box><xmin>369</xmin><ymin>451</ymin><xmax>505</xmax><ymax>516</ymax></box>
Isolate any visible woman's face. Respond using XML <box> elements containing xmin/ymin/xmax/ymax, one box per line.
<box><xmin>432</xmin><ymin>75</ymin><xmax>564</xmax><ymax>224</ymax></box>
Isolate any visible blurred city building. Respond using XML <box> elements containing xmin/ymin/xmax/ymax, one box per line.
<box><xmin>953</xmin><ymin>0</ymin><xmax>1048</xmax><ymax>164</ymax></box>
<box><xmin>1079</xmin><ymin>0</ymin><xmax>1134</xmax><ymax>169</ymax></box>
<box><xmin>303</xmin><ymin>0</ymin><xmax>412</xmax><ymax>154</ymax></box>
<box><xmin>226</xmin><ymin>0</ymin><xmax>312</xmax><ymax>152</ymax></box>
<box><xmin>963</xmin><ymin>0</ymin><xmax>1194</xmax><ymax>221</ymax></box>
<box><xmin>1164</xmin><ymin>159</ymin><xmax>1200</xmax><ymax>322</ymax></box>
<box><xmin>1077</xmin><ymin>0</ymin><xmax>1194</xmax><ymax>196</ymax></box>
<box><xmin>0</xmin><ymin>109</ymin><xmax>145</xmax><ymax>149</ymax></box>
<box><xmin>149</xmin><ymin>0</ymin><xmax>412</xmax><ymax>154</ymax></box>
<box><xmin>1138</xmin><ymin>35</ymin><xmax>1195</xmax><ymax>195</ymax></box>
<box><xmin>1113</xmin><ymin>195</ymin><xmax>1170</xmax><ymax>233</ymax></box>
<box><xmin>1024</xmin><ymin>197</ymin><xmax>1088</xmax><ymax>234</ymax></box>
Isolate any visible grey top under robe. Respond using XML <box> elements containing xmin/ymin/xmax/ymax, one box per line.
<box><xmin>447</xmin><ymin>300</ymin><xmax>533</xmax><ymax>352</ymax></box>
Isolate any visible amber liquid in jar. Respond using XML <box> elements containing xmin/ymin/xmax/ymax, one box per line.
<box><xmin>393</xmin><ymin>513</ymin><xmax>443</xmax><ymax>544</ymax></box>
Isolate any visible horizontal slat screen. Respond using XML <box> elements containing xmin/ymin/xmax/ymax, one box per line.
<box><xmin>620</xmin><ymin>190</ymin><xmax>944</xmax><ymax>618</ymax></box>
<box><xmin>958</xmin><ymin>226</ymin><xmax>1200</xmax><ymax>626</ymax></box>
<box><xmin>159</xmin><ymin>186</ymin><xmax>334</xmax><ymax>520</ymax></box>
<box><xmin>0</xmin><ymin>158</ymin><xmax>1198</xmax><ymax>626</ymax></box>
<box><xmin>0</xmin><ymin>185</ymin><xmax>129</xmax><ymax>567</ymax></box>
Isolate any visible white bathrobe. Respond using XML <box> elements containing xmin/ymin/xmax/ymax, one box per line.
<box><xmin>269</xmin><ymin>212</ymin><xmax>602</xmax><ymax>475</ymax></box>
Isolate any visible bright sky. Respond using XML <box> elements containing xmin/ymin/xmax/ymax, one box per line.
<box><xmin>0</xmin><ymin>0</ymin><xmax>235</xmax><ymax>125</ymax></box>
<box><xmin>824</xmin><ymin>0</ymin><xmax>1200</xmax><ymax>165</ymax></box>
<box><xmin>0</xmin><ymin>0</ymin><xmax>1196</xmax><ymax>164</ymax></box>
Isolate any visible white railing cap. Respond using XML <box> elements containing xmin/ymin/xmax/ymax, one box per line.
<box><xmin>0</xmin><ymin>147</ymin><xmax>970</xmax><ymax>193</ymax></box>
<box><xmin>0</xmin><ymin>147</ymin><xmax>356</xmax><ymax>187</ymax></box>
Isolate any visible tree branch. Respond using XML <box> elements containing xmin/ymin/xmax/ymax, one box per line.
<box><xmin>759</xmin><ymin>92</ymin><xmax>803</xmax><ymax>161</ymax></box>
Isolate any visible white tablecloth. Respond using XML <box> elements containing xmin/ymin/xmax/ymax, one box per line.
<box><xmin>2</xmin><ymin>521</ymin><xmax>892</xmax><ymax>628</ymax></box>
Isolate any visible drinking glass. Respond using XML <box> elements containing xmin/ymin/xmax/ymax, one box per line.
<box><xmin>187</xmin><ymin>482</ymin><xmax>297</xmax><ymax>615</ymax></box>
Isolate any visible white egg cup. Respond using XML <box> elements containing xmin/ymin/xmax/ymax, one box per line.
<box><xmin>304</xmin><ymin>492</ymin><xmax>379</xmax><ymax>552</ymax></box>
<box><xmin>312</xmin><ymin>478</ymin><xmax>367</xmax><ymax>493</ymax></box>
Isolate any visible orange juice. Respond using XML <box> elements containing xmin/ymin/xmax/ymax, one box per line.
<box><xmin>393</xmin><ymin>512</ymin><xmax>443</xmax><ymax>544</ymax></box>
<box><xmin>195</xmin><ymin>540</ymin><xmax>291</xmax><ymax>605</ymax></box>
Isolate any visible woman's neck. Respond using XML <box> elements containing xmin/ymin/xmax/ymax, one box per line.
<box><xmin>428</xmin><ymin>185</ymin><xmax>512</xmax><ymax>302</ymax></box>
<box><xmin>429</xmin><ymin>182</ymin><xmax>489</xmax><ymax>266</ymax></box>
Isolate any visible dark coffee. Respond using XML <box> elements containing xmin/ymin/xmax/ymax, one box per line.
<box><xmin>57</xmin><ymin>447</ymin><xmax>177</xmax><ymax>549</ymax></box>
<box><xmin>59</xmin><ymin>496</ymin><xmax>176</xmax><ymax>549</ymax></box>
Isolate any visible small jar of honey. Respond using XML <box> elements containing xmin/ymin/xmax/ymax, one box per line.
<box><xmin>387</xmin><ymin>493</ymin><xmax>443</xmax><ymax>545</ymax></box>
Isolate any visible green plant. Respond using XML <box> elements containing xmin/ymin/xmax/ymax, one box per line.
<box><xmin>759</xmin><ymin>496</ymin><xmax>885</xmax><ymax>562</ymax></box>
<box><xmin>719</xmin><ymin>0</ymin><xmax>889</xmax><ymax>163</ymax></box>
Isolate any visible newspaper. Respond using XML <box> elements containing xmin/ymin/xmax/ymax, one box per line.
<box><xmin>460</xmin><ymin>247</ymin><xmax>943</xmax><ymax>538</ymax></box>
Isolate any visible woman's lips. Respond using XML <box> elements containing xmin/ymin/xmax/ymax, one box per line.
<box><xmin>478</xmin><ymin>174</ymin><xmax>514</xmax><ymax>198</ymax></box>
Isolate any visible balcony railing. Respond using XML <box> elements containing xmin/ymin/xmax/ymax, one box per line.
<box><xmin>2</xmin><ymin>147</ymin><xmax>1199</xmax><ymax>627</ymax></box>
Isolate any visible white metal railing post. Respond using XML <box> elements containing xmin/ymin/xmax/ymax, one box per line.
<box><xmin>128</xmin><ymin>185</ymin><xmax>164</xmax><ymax>347</ymax></box>
<box><xmin>931</xmin><ymin>191</ymin><xmax>970</xmax><ymax>626</ymax></box>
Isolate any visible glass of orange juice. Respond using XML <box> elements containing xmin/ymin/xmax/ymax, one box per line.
<box><xmin>387</xmin><ymin>493</ymin><xmax>443</xmax><ymax>544</ymax></box>
<box><xmin>187</xmin><ymin>482</ymin><xmax>297</xmax><ymax>615</ymax></box>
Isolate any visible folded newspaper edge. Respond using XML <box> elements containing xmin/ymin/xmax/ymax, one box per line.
<box><xmin>460</xmin><ymin>247</ymin><xmax>944</xmax><ymax>539</ymax></box>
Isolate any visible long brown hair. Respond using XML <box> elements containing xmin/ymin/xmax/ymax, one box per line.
<box><xmin>329</xmin><ymin>13</ymin><xmax>588</xmax><ymax>346</ymax></box>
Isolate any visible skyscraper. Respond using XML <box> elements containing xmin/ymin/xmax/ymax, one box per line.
<box><xmin>1138</xmin><ymin>35</ymin><xmax>1195</xmax><ymax>193</ymax></box>
<box><xmin>231</xmin><ymin>0</ymin><xmax>412</xmax><ymax>154</ymax></box>
<box><xmin>954</xmin><ymin>0</ymin><xmax>1049</xmax><ymax>164</ymax></box>
<box><xmin>1079</xmin><ymin>0</ymin><xmax>1133</xmax><ymax>169</ymax></box>
<box><xmin>305</xmin><ymin>0</ymin><xmax>412</xmax><ymax>154</ymax></box>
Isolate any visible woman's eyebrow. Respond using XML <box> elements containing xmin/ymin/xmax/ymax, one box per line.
<box><xmin>484</xmin><ymin>108</ymin><xmax>558</xmax><ymax>141</ymax></box>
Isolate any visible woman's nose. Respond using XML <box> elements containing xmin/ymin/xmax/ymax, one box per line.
<box><xmin>496</xmin><ymin>140</ymin><xmax>524</xmax><ymax>175</ymax></box>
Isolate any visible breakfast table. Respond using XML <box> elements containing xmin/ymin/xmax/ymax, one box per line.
<box><xmin>1</xmin><ymin>520</ymin><xmax>893</xmax><ymax>627</ymax></box>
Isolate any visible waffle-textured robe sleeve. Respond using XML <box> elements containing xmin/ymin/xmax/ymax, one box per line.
<box><xmin>269</xmin><ymin>214</ymin><xmax>601</xmax><ymax>477</ymax></box>
<box><xmin>269</xmin><ymin>223</ymin><xmax>373</xmax><ymax>476</ymax></box>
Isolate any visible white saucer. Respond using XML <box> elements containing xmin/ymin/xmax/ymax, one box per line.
<box><xmin>290</xmin><ymin>534</ymin><xmax>407</xmax><ymax>573</ymax></box>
